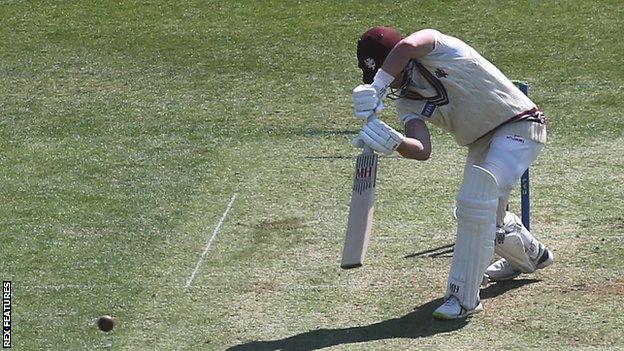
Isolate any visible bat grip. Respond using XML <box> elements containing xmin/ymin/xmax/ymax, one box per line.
<box><xmin>363</xmin><ymin>114</ymin><xmax>378</xmax><ymax>154</ymax></box>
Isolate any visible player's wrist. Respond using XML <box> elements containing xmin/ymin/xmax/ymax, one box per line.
<box><xmin>397</xmin><ymin>137</ymin><xmax>430</xmax><ymax>160</ymax></box>
<box><xmin>389</xmin><ymin>130</ymin><xmax>405</xmax><ymax>150</ymax></box>
<box><xmin>371</xmin><ymin>69</ymin><xmax>394</xmax><ymax>95</ymax></box>
<box><xmin>385</xmin><ymin>123</ymin><xmax>404</xmax><ymax>143</ymax></box>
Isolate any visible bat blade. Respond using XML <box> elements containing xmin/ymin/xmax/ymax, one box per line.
<box><xmin>341</xmin><ymin>147</ymin><xmax>378</xmax><ymax>269</ymax></box>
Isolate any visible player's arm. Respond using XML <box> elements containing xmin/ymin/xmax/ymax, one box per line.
<box><xmin>355</xmin><ymin>117</ymin><xmax>431</xmax><ymax>160</ymax></box>
<box><xmin>377</xmin><ymin>30</ymin><xmax>436</xmax><ymax>85</ymax></box>
<box><xmin>396</xmin><ymin>119</ymin><xmax>431</xmax><ymax>161</ymax></box>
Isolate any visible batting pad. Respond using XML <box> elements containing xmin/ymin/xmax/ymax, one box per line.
<box><xmin>495</xmin><ymin>212</ymin><xmax>540</xmax><ymax>273</ymax></box>
<box><xmin>447</xmin><ymin>165</ymin><xmax>498</xmax><ymax>309</ymax></box>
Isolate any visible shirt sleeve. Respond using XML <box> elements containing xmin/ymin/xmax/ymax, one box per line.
<box><xmin>419</xmin><ymin>29</ymin><xmax>472</xmax><ymax>60</ymax></box>
<box><xmin>396</xmin><ymin>98</ymin><xmax>427</xmax><ymax>125</ymax></box>
<box><xmin>399</xmin><ymin>113</ymin><xmax>424</xmax><ymax>125</ymax></box>
<box><xmin>420</xmin><ymin>29</ymin><xmax>443</xmax><ymax>55</ymax></box>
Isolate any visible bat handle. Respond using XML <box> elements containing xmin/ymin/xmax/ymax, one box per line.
<box><xmin>363</xmin><ymin>114</ymin><xmax>378</xmax><ymax>154</ymax></box>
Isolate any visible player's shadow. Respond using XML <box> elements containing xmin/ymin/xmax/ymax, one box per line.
<box><xmin>226</xmin><ymin>279</ymin><xmax>538</xmax><ymax>351</ymax></box>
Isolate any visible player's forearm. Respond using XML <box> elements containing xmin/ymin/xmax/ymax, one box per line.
<box><xmin>380</xmin><ymin>42</ymin><xmax>417</xmax><ymax>78</ymax></box>
<box><xmin>397</xmin><ymin>137</ymin><xmax>431</xmax><ymax>160</ymax></box>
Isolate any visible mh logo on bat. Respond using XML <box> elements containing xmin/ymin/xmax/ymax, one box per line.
<box><xmin>352</xmin><ymin>154</ymin><xmax>377</xmax><ymax>195</ymax></box>
<box><xmin>355</xmin><ymin>166</ymin><xmax>373</xmax><ymax>180</ymax></box>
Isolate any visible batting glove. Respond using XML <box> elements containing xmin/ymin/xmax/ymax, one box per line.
<box><xmin>351</xmin><ymin>135</ymin><xmax>366</xmax><ymax>148</ymax></box>
<box><xmin>360</xmin><ymin>119</ymin><xmax>404</xmax><ymax>155</ymax></box>
<box><xmin>353</xmin><ymin>84</ymin><xmax>385</xmax><ymax>120</ymax></box>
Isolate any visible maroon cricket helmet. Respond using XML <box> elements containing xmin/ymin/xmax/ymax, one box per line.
<box><xmin>357</xmin><ymin>26</ymin><xmax>403</xmax><ymax>84</ymax></box>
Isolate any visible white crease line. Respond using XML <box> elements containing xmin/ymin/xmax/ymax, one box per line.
<box><xmin>184</xmin><ymin>192</ymin><xmax>238</xmax><ymax>288</ymax></box>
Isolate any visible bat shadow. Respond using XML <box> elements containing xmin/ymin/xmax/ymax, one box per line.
<box><xmin>404</xmin><ymin>243</ymin><xmax>455</xmax><ymax>259</ymax></box>
<box><xmin>225</xmin><ymin>279</ymin><xmax>539</xmax><ymax>351</ymax></box>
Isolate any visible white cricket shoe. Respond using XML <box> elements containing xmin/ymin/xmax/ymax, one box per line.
<box><xmin>485</xmin><ymin>245</ymin><xmax>554</xmax><ymax>282</ymax></box>
<box><xmin>432</xmin><ymin>296</ymin><xmax>483</xmax><ymax>320</ymax></box>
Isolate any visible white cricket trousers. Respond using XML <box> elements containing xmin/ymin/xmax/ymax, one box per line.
<box><xmin>466</xmin><ymin>134</ymin><xmax>543</xmax><ymax>225</ymax></box>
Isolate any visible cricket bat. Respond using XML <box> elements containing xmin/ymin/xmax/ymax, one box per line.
<box><xmin>340</xmin><ymin>143</ymin><xmax>378</xmax><ymax>269</ymax></box>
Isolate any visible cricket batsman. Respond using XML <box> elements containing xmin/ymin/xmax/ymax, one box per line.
<box><xmin>351</xmin><ymin>26</ymin><xmax>554</xmax><ymax>319</ymax></box>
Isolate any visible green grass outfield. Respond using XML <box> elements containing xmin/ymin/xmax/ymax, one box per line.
<box><xmin>1</xmin><ymin>1</ymin><xmax>623</xmax><ymax>349</ymax></box>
